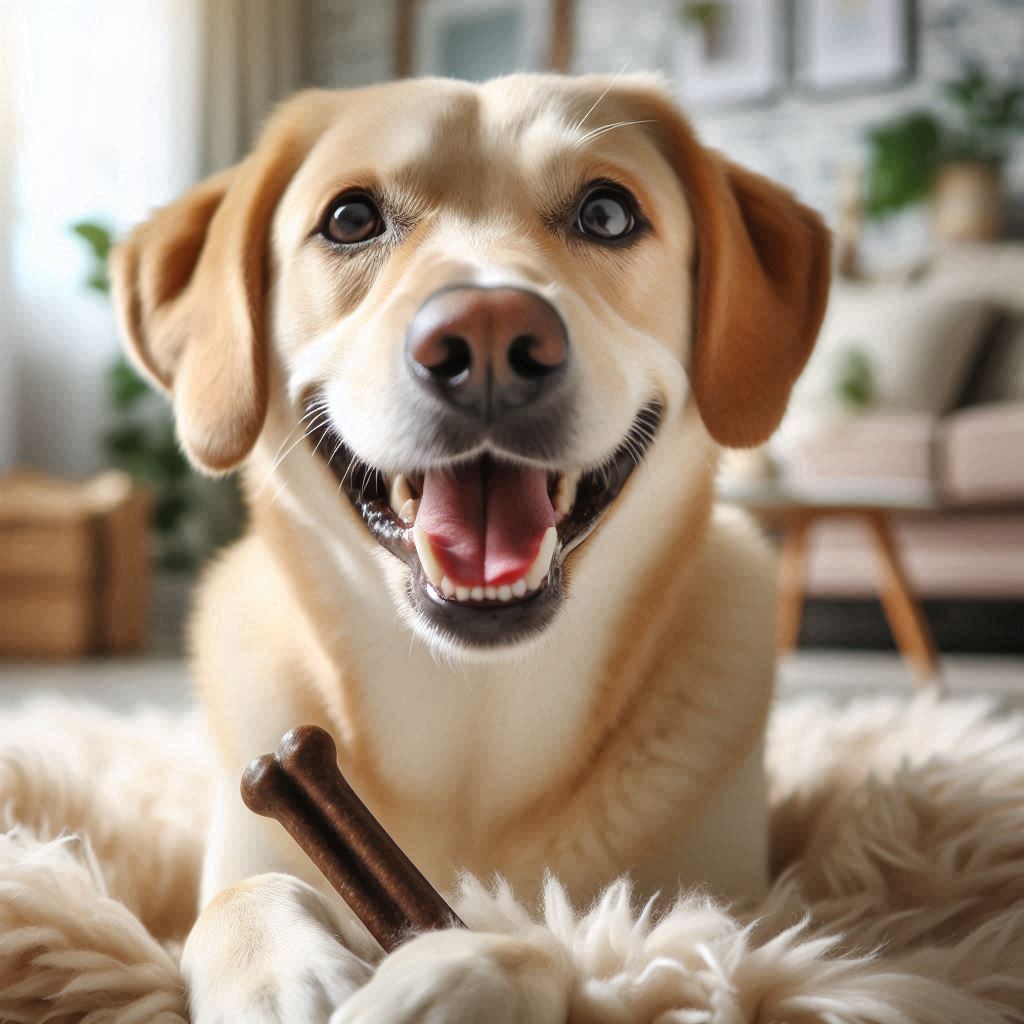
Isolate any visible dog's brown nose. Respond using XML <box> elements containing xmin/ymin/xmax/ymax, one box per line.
<box><xmin>406</xmin><ymin>286</ymin><xmax>569</xmax><ymax>419</ymax></box>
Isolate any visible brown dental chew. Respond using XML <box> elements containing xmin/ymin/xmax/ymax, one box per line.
<box><xmin>241</xmin><ymin>724</ymin><xmax>464</xmax><ymax>952</ymax></box>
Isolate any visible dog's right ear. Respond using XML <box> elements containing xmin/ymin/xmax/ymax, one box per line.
<box><xmin>111</xmin><ymin>90</ymin><xmax>335</xmax><ymax>473</ymax></box>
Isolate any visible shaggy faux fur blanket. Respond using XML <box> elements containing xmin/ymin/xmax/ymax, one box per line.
<box><xmin>1</xmin><ymin>693</ymin><xmax>1023</xmax><ymax>1024</ymax></box>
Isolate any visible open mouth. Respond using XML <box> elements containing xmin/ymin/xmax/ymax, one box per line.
<box><xmin>307</xmin><ymin>401</ymin><xmax>662</xmax><ymax>646</ymax></box>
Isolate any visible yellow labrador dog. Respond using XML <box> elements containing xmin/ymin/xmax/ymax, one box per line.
<box><xmin>113</xmin><ymin>74</ymin><xmax>828</xmax><ymax>1023</ymax></box>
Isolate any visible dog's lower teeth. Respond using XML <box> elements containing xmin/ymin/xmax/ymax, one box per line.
<box><xmin>553</xmin><ymin>470</ymin><xmax>581</xmax><ymax>519</ymax></box>
<box><xmin>399</xmin><ymin>497</ymin><xmax>419</xmax><ymax>523</ymax></box>
<box><xmin>413</xmin><ymin>524</ymin><xmax>445</xmax><ymax>587</ymax></box>
<box><xmin>390</xmin><ymin>474</ymin><xmax>413</xmax><ymax>517</ymax></box>
<box><xmin>525</xmin><ymin>527</ymin><xmax>558</xmax><ymax>590</ymax></box>
<box><xmin>436</xmin><ymin>575</ymin><xmax>540</xmax><ymax>604</ymax></box>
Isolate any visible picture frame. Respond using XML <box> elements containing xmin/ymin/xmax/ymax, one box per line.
<box><xmin>795</xmin><ymin>0</ymin><xmax>911</xmax><ymax>95</ymax></box>
<box><xmin>397</xmin><ymin>0</ymin><xmax>572</xmax><ymax>82</ymax></box>
<box><xmin>673</xmin><ymin>0</ymin><xmax>784</xmax><ymax>108</ymax></box>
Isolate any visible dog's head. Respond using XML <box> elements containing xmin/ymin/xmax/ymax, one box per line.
<box><xmin>112</xmin><ymin>75</ymin><xmax>829</xmax><ymax>654</ymax></box>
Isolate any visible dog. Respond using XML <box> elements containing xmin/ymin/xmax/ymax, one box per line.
<box><xmin>111</xmin><ymin>73</ymin><xmax>829</xmax><ymax>1023</ymax></box>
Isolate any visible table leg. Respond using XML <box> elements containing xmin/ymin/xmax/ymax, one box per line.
<box><xmin>863</xmin><ymin>512</ymin><xmax>941</xmax><ymax>688</ymax></box>
<box><xmin>777</xmin><ymin>515</ymin><xmax>811</xmax><ymax>653</ymax></box>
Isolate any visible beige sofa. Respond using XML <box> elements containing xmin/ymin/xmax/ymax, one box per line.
<box><xmin>777</xmin><ymin>244</ymin><xmax>1024</xmax><ymax>614</ymax></box>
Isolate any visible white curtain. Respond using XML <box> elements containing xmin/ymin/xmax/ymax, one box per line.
<box><xmin>197</xmin><ymin>0</ymin><xmax>310</xmax><ymax>175</ymax></box>
<box><xmin>0</xmin><ymin>2</ymin><xmax>15</xmax><ymax>470</ymax></box>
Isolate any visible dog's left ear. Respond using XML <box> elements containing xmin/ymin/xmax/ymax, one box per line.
<box><xmin>111</xmin><ymin>90</ymin><xmax>336</xmax><ymax>472</ymax></box>
<box><xmin>628</xmin><ymin>85</ymin><xmax>831</xmax><ymax>448</ymax></box>
<box><xmin>685</xmin><ymin>157</ymin><xmax>832</xmax><ymax>447</ymax></box>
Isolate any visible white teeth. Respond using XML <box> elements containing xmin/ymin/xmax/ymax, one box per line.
<box><xmin>456</xmin><ymin>585</ymin><xmax>471</xmax><ymax>601</ymax></box>
<box><xmin>470</xmin><ymin>586</ymin><xmax>484</xmax><ymax>601</ymax></box>
<box><xmin>390</xmin><ymin>474</ymin><xmax>413</xmax><ymax>515</ymax></box>
<box><xmin>554</xmin><ymin>470</ymin><xmax>581</xmax><ymax>519</ymax></box>
<box><xmin>413</xmin><ymin>525</ymin><xmax>444</xmax><ymax>588</ymax></box>
<box><xmin>497</xmin><ymin>584</ymin><xmax>513</xmax><ymax>601</ymax></box>
<box><xmin>398</xmin><ymin>497</ymin><xmax>419</xmax><ymax>524</ymax></box>
<box><xmin>484</xmin><ymin>586</ymin><xmax>497</xmax><ymax>600</ymax></box>
<box><xmin>441</xmin><ymin>576</ymin><xmax>456</xmax><ymax>597</ymax></box>
<box><xmin>512</xmin><ymin>578</ymin><xmax>527</xmax><ymax>597</ymax></box>
<box><xmin>526</xmin><ymin>526</ymin><xmax>558</xmax><ymax>590</ymax></box>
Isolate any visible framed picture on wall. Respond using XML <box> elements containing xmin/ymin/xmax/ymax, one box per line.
<box><xmin>673</xmin><ymin>0</ymin><xmax>784</xmax><ymax>107</ymax></box>
<box><xmin>403</xmin><ymin>0</ymin><xmax>570</xmax><ymax>81</ymax></box>
<box><xmin>796</xmin><ymin>0</ymin><xmax>911</xmax><ymax>94</ymax></box>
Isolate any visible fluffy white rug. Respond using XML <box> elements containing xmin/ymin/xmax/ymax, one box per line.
<box><xmin>1</xmin><ymin>692</ymin><xmax>1023</xmax><ymax>1023</ymax></box>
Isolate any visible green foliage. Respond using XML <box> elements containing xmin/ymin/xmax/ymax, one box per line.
<box><xmin>941</xmin><ymin>61</ymin><xmax>1024</xmax><ymax>167</ymax></box>
<box><xmin>833</xmin><ymin>346</ymin><xmax>875</xmax><ymax>410</ymax></box>
<box><xmin>70</xmin><ymin>223</ymin><xmax>246</xmax><ymax>572</ymax></box>
<box><xmin>865</xmin><ymin>112</ymin><xmax>943</xmax><ymax>219</ymax></box>
<box><xmin>679</xmin><ymin>1</ymin><xmax>724</xmax><ymax>28</ymax></box>
<box><xmin>70</xmin><ymin>221</ymin><xmax>113</xmax><ymax>294</ymax></box>
<box><xmin>865</xmin><ymin>62</ymin><xmax>1024</xmax><ymax>220</ymax></box>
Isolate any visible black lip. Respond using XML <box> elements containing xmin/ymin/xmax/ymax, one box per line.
<box><xmin>307</xmin><ymin>401</ymin><xmax>662</xmax><ymax>649</ymax></box>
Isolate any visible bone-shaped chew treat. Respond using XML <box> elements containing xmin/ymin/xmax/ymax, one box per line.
<box><xmin>240</xmin><ymin>724</ymin><xmax>464</xmax><ymax>952</ymax></box>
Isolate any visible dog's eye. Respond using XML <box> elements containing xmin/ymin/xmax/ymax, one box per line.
<box><xmin>322</xmin><ymin>192</ymin><xmax>384</xmax><ymax>245</ymax></box>
<box><xmin>576</xmin><ymin>187</ymin><xmax>636</xmax><ymax>241</ymax></box>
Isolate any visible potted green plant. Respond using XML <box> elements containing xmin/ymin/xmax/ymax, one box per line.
<box><xmin>931</xmin><ymin>64</ymin><xmax>1023</xmax><ymax>241</ymax></box>
<box><xmin>71</xmin><ymin>221</ymin><xmax>245</xmax><ymax>572</ymax></box>
<box><xmin>865</xmin><ymin>62</ymin><xmax>1024</xmax><ymax>241</ymax></box>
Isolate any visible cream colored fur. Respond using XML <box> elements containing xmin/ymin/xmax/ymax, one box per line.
<box><xmin>2</xmin><ymin>693</ymin><xmax>1024</xmax><ymax>1022</ymax></box>
<box><xmin>105</xmin><ymin>75</ymin><xmax>831</xmax><ymax>1020</ymax></box>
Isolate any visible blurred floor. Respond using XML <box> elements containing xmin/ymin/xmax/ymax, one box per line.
<box><xmin>0</xmin><ymin>652</ymin><xmax>1021</xmax><ymax>713</ymax></box>
<box><xmin>0</xmin><ymin>656</ymin><xmax>192</xmax><ymax>711</ymax></box>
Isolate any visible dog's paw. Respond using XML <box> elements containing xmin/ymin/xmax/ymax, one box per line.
<box><xmin>331</xmin><ymin>927</ymin><xmax>571</xmax><ymax>1024</ymax></box>
<box><xmin>183</xmin><ymin>873</ymin><xmax>374</xmax><ymax>1024</ymax></box>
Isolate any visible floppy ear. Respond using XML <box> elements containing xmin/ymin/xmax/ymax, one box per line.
<box><xmin>629</xmin><ymin>87</ymin><xmax>831</xmax><ymax>448</ymax></box>
<box><xmin>685</xmin><ymin>156</ymin><xmax>832</xmax><ymax>448</ymax></box>
<box><xmin>111</xmin><ymin>91</ymin><xmax>335</xmax><ymax>472</ymax></box>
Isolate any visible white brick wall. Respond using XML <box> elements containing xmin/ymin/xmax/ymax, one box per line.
<box><xmin>309</xmin><ymin>0</ymin><xmax>1024</xmax><ymax>230</ymax></box>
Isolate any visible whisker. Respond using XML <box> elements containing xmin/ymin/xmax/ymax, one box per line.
<box><xmin>260</xmin><ymin>411</ymin><xmax>331</xmax><ymax>491</ymax></box>
<box><xmin>573</xmin><ymin>59</ymin><xmax>631</xmax><ymax>133</ymax></box>
<box><xmin>573</xmin><ymin>118</ymin><xmax>656</xmax><ymax>152</ymax></box>
<box><xmin>253</xmin><ymin>404</ymin><xmax>328</xmax><ymax>498</ymax></box>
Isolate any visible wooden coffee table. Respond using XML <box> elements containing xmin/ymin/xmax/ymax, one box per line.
<box><xmin>720</xmin><ymin>480</ymin><xmax>942</xmax><ymax>688</ymax></box>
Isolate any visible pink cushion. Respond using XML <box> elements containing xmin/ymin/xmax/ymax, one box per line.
<box><xmin>791</xmin><ymin>413</ymin><xmax>935</xmax><ymax>487</ymax></box>
<box><xmin>939</xmin><ymin>403</ymin><xmax>1024</xmax><ymax>504</ymax></box>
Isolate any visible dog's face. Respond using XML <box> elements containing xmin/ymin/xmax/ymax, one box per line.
<box><xmin>112</xmin><ymin>75</ymin><xmax>829</xmax><ymax>654</ymax></box>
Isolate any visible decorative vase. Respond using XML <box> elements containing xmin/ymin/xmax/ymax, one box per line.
<box><xmin>931</xmin><ymin>162</ymin><xmax>1005</xmax><ymax>242</ymax></box>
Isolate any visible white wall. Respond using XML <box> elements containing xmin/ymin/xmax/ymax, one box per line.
<box><xmin>3</xmin><ymin>0</ymin><xmax>202</xmax><ymax>477</ymax></box>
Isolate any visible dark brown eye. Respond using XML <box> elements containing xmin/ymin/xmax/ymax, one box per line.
<box><xmin>577</xmin><ymin>186</ymin><xmax>636</xmax><ymax>241</ymax></box>
<box><xmin>322</xmin><ymin>192</ymin><xmax>384</xmax><ymax>245</ymax></box>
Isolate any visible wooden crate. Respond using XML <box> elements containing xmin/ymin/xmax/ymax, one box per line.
<box><xmin>0</xmin><ymin>470</ymin><xmax>152</xmax><ymax>657</ymax></box>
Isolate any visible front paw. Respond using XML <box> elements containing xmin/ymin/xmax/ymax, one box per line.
<box><xmin>183</xmin><ymin>873</ymin><xmax>374</xmax><ymax>1024</ymax></box>
<box><xmin>332</xmin><ymin>928</ymin><xmax>571</xmax><ymax>1024</ymax></box>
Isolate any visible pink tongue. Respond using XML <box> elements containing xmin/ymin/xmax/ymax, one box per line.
<box><xmin>417</xmin><ymin>460</ymin><xmax>555</xmax><ymax>588</ymax></box>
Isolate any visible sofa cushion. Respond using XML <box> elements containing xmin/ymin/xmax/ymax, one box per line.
<box><xmin>790</xmin><ymin>412</ymin><xmax>936</xmax><ymax>488</ymax></box>
<box><xmin>817</xmin><ymin>288</ymin><xmax>997</xmax><ymax>415</ymax></box>
<box><xmin>939</xmin><ymin>403</ymin><xmax>1024</xmax><ymax>504</ymax></box>
<box><xmin>775</xmin><ymin>284</ymin><xmax>998</xmax><ymax>462</ymax></box>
